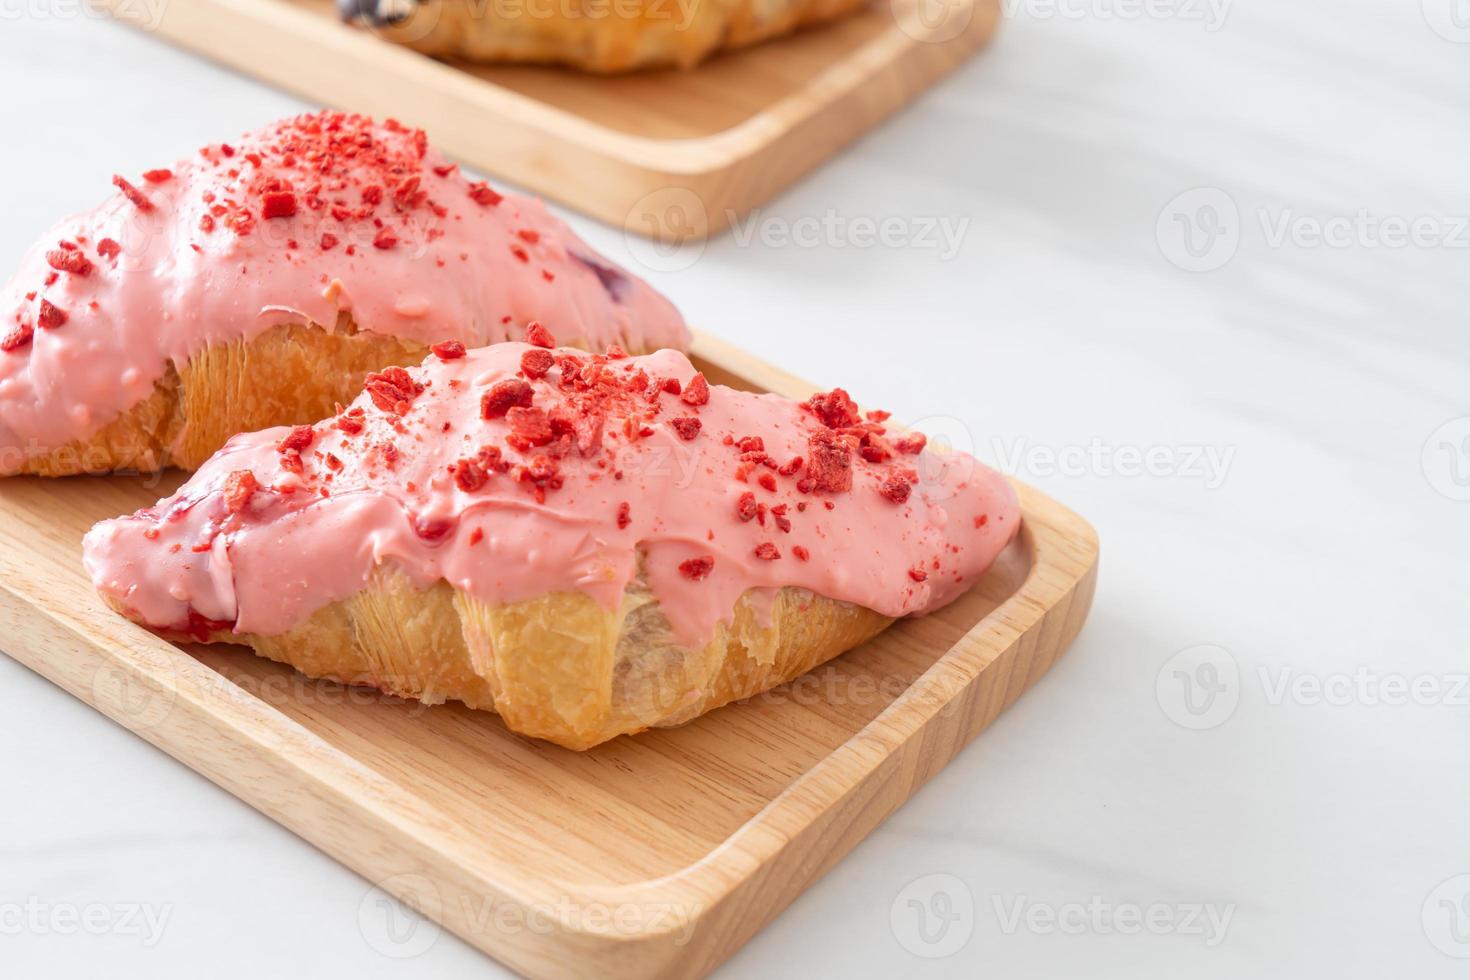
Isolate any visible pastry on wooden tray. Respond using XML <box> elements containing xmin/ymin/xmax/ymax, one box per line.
<box><xmin>84</xmin><ymin>329</ymin><xmax>1020</xmax><ymax>749</ymax></box>
<box><xmin>0</xmin><ymin>110</ymin><xmax>687</xmax><ymax>477</ymax></box>
<box><xmin>338</xmin><ymin>0</ymin><xmax>867</xmax><ymax>72</ymax></box>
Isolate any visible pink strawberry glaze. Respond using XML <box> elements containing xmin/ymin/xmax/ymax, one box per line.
<box><xmin>83</xmin><ymin>344</ymin><xmax>1020</xmax><ymax>651</ymax></box>
<box><xmin>0</xmin><ymin>111</ymin><xmax>687</xmax><ymax>466</ymax></box>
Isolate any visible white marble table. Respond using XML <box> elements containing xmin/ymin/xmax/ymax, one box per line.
<box><xmin>2</xmin><ymin>3</ymin><xmax>1467</xmax><ymax>976</ymax></box>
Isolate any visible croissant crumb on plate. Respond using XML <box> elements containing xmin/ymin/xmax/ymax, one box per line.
<box><xmin>84</xmin><ymin>328</ymin><xmax>1019</xmax><ymax>749</ymax></box>
<box><xmin>339</xmin><ymin>0</ymin><xmax>869</xmax><ymax>72</ymax></box>
<box><xmin>0</xmin><ymin>110</ymin><xmax>687</xmax><ymax>477</ymax></box>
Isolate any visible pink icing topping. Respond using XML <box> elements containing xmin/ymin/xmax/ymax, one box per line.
<box><xmin>0</xmin><ymin>111</ymin><xmax>687</xmax><ymax>463</ymax></box>
<box><xmin>84</xmin><ymin>337</ymin><xmax>1020</xmax><ymax>651</ymax></box>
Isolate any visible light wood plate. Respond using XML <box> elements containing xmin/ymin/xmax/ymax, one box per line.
<box><xmin>95</xmin><ymin>0</ymin><xmax>1002</xmax><ymax>239</ymax></box>
<box><xmin>0</xmin><ymin>332</ymin><xmax>1096</xmax><ymax>979</ymax></box>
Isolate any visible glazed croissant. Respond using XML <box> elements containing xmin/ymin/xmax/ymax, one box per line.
<box><xmin>84</xmin><ymin>333</ymin><xmax>1019</xmax><ymax>749</ymax></box>
<box><xmin>0</xmin><ymin>110</ymin><xmax>687</xmax><ymax>477</ymax></box>
<box><xmin>340</xmin><ymin>0</ymin><xmax>868</xmax><ymax>72</ymax></box>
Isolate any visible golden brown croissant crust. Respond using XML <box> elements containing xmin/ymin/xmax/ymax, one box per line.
<box><xmin>4</xmin><ymin>317</ymin><xmax>650</xmax><ymax>478</ymax></box>
<box><xmin>352</xmin><ymin>0</ymin><xmax>869</xmax><ymax>72</ymax></box>
<box><xmin>135</xmin><ymin>563</ymin><xmax>892</xmax><ymax>750</ymax></box>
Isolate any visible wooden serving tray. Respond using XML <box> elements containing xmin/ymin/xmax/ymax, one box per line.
<box><xmin>0</xmin><ymin>334</ymin><xmax>1096</xmax><ymax>979</ymax></box>
<box><xmin>96</xmin><ymin>0</ymin><xmax>1002</xmax><ymax>239</ymax></box>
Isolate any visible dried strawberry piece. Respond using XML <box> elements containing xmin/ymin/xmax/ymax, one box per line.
<box><xmin>805</xmin><ymin>429</ymin><xmax>853</xmax><ymax>493</ymax></box>
<box><xmin>659</xmin><ymin>377</ymin><xmax>682</xmax><ymax>395</ymax></box>
<box><xmin>46</xmin><ymin>248</ymin><xmax>94</xmax><ymax>277</ymax></box>
<box><xmin>361</xmin><ymin>184</ymin><xmax>384</xmax><ymax>205</ymax></box>
<box><xmin>681</xmin><ymin>372</ymin><xmax>710</xmax><ymax>406</ymax></box>
<box><xmin>481</xmin><ymin>378</ymin><xmax>534</xmax><ymax>419</ymax></box>
<box><xmin>373</xmin><ymin>228</ymin><xmax>398</xmax><ymax>250</ymax></box>
<box><xmin>517</xmin><ymin>229</ymin><xmax>540</xmax><ymax>244</ymax></box>
<box><xmin>908</xmin><ymin>567</ymin><xmax>928</xmax><ymax>582</ymax></box>
<box><xmin>414</xmin><ymin>516</ymin><xmax>455</xmax><ymax>541</ymax></box>
<box><xmin>320</xmin><ymin>232</ymin><xmax>339</xmax><ymax>250</ymax></box>
<box><xmin>1</xmin><ymin>323</ymin><xmax>35</xmax><ymax>353</ymax></box>
<box><xmin>805</xmin><ymin>388</ymin><xmax>861</xmax><ymax>429</ymax></box>
<box><xmin>451</xmin><ymin>458</ymin><xmax>489</xmax><ymax>492</ymax></box>
<box><xmin>895</xmin><ymin>433</ymin><xmax>927</xmax><ymax>455</ymax></box>
<box><xmin>679</xmin><ymin>556</ymin><xmax>715</xmax><ymax>580</ymax></box>
<box><xmin>262</xmin><ymin>191</ymin><xmax>298</xmax><ymax>219</ymax></box>
<box><xmin>279</xmin><ymin>449</ymin><xmax>304</xmax><ymax>475</ymax></box>
<box><xmin>525</xmin><ymin>321</ymin><xmax>556</xmax><ymax>348</ymax></box>
<box><xmin>142</xmin><ymin>169</ymin><xmax>174</xmax><ymax>183</ymax></box>
<box><xmin>754</xmin><ymin>542</ymin><xmax>781</xmax><ymax>561</ymax></box>
<box><xmin>778</xmin><ymin>456</ymin><xmax>803</xmax><ymax>477</ymax></box>
<box><xmin>278</xmin><ymin>425</ymin><xmax>315</xmax><ymax>453</ymax></box>
<box><xmin>860</xmin><ymin>435</ymin><xmax>895</xmax><ymax>464</ymax></box>
<box><xmin>111</xmin><ymin>175</ymin><xmax>155</xmax><ymax>212</ymax></box>
<box><xmin>616</xmin><ymin>502</ymin><xmax>631</xmax><ymax>529</ymax></box>
<box><xmin>771</xmin><ymin>504</ymin><xmax>792</xmax><ymax>534</ymax></box>
<box><xmin>335</xmin><ymin>413</ymin><xmax>365</xmax><ymax>435</ymax></box>
<box><xmin>669</xmin><ymin>417</ymin><xmax>701</xmax><ymax>440</ymax></box>
<box><xmin>879</xmin><ymin>477</ymin><xmax>912</xmax><ymax>504</ymax></box>
<box><xmin>793</xmin><ymin>545</ymin><xmax>810</xmax><ymax>562</ymax></box>
<box><xmin>520</xmin><ymin>348</ymin><xmax>554</xmax><ymax>379</ymax></box>
<box><xmin>469</xmin><ymin>182</ymin><xmax>503</xmax><ymax>207</ymax></box>
<box><xmin>737</xmin><ymin>436</ymin><xmax>764</xmax><ymax>453</ymax></box>
<box><xmin>506</xmin><ymin>406</ymin><xmax>554</xmax><ymax>448</ymax></box>
<box><xmin>222</xmin><ymin>470</ymin><xmax>259</xmax><ymax>515</ymax></box>
<box><xmin>605</xmin><ymin>344</ymin><xmax>628</xmax><ymax>359</ymax></box>
<box><xmin>432</xmin><ymin>340</ymin><xmax>467</xmax><ymax>360</ymax></box>
<box><xmin>363</xmin><ymin>366</ymin><xmax>424</xmax><ymax>414</ymax></box>
<box><xmin>96</xmin><ymin>238</ymin><xmax>122</xmax><ymax>260</ymax></box>
<box><xmin>36</xmin><ymin>300</ymin><xmax>67</xmax><ymax>330</ymax></box>
<box><xmin>736</xmin><ymin>491</ymin><xmax>759</xmax><ymax>522</ymax></box>
<box><xmin>516</xmin><ymin>454</ymin><xmax>562</xmax><ymax>501</ymax></box>
<box><xmin>478</xmin><ymin>446</ymin><xmax>510</xmax><ymax>472</ymax></box>
<box><xmin>974</xmin><ymin>514</ymin><xmax>989</xmax><ymax>528</ymax></box>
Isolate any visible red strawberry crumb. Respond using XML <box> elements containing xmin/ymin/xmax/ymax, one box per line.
<box><xmin>469</xmin><ymin>527</ymin><xmax>484</xmax><ymax>545</ymax></box>
<box><xmin>363</xmin><ymin>366</ymin><xmax>424</xmax><ymax>414</ymax></box>
<box><xmin>669</xmin><ymin>417</ymin><xmax>701</xmax><ymax>440</ymax></box>
<box><xmin>679</xmin><ymin>556</ymin><xmax>715</xmax><ymax>580</ymax></box>
<box><xmin>879</xmin><ymin>477</ymin><xmax>912</xmax><ymax>504</ymax></box>
<box><xmin>757</xmin><ymin>472</ymin><xmax>777</xmax><ymax>492</ymax></box>
<box><xmin>262</xmin><ymin>191</ymin><xmax>298</xmax><ymax>219</ymax></box>
<box><xmin>520</xmin><ymin>348</ymin><xmax>554</xmax><ymax>378</ymax></box>
<box><xmin>736</xmin><ymin>492</ymin><xmax>759</xmax><ymax>522</ymax></box>
<box><xmin>452</xmin><ymin>458</ymin><xmax>489</xmax><ymax>492</ymax></box>
<box><xmin>975</xmin><ymin>514</ymin><xmax>988</xmax><ymax>528</ymax></box>
<box><xmin>793</xmin><ymin>546</ymin><xmax>810</xmax><ymax>562</ymax></box>
<box><xmin>200</xmin><ymin>214</ymin><xmax>216</xmax><ymax>233</ymax></box>
<box><xmin>361</xmin><ymin>185</ymin><xmax>384</xmax><ymax>205</ymax></box>
<box><xmin>36</xmin><ymin>300</ymin><xmax>67</xmax><ymax>330</ymax></box>
<box><xmin>681</xmin><ymin>373</ymin><xmax>710</xmax><ymax>406</ymax></box>
<box><xmin>507</xmin><ymin>406</ymin><xmax>554</xmax><ymax>448</ymax></box>
<box><xmin>909</xmin><ymin>567</ymin><xmax>928</xmax><ymax>582</ymax></box>
<box><xmin>805</xmin><ymin>388</ymin><xmax>861</xmax><ymax>429</ymax></box>
<box><xmin>895</xmin><ymin>433</ymin><xmax>927</xmax><ymax>455</ymax></box>
<box><xmin>280</xmin><ymin>426</ymin><xmax>318</xmax><ymax>455</ymax></box>
<box><xmin>481</xmin><ymin>378</ymin><xmax>534</xmax><ymax>419</ymax></box>
<box><xmin>96</xmin><ymin>238</ymin><xmax>122</xmax><ymax>259</ymax></box>
<box><xmin>111</xmin><ymin>175</ymin><xmax>155</xmax><ymax>212</ymax></box>
<box><xmin>525</xmin><ymin>321</ymin><xmax>556</xmax><ymax>348</ymax></box>
<box><xmin>778</xmin><ymin>456</ymin><xmax>803</xmax><ymax>476</ymax></box>
<box><xmin>142</xmin><ymin>169</ymin><xmax>173</xmax><ymax>183</ymax></box>
<box><xmin>516</xmin><ymin>229</ymin><xmax>540</xmax><ymax>244</ymax></box>
<box><xmin>754</xmin><ymin>542</ymin><xmax>781</xmax><ymax>561</ymax></box>
<box><xmin>1</xmin><ymin>323</ymin><xmax>35</xmax><ymax>352</ymax></box>
<box><xmin>510</xmin><ymin>244</ymin><xmax>529</xmax><ymax>263</ymax></box>
<box><xmin>605</xmin><ymin>344</ymin><xmax>628</xmax><ymax>359</ymax></box>
<box><xmin>469</xmin><ymin>182</ymin><xmax>502</xmax><ymax>206</ymax></box>
<box><xmin>432</xmin><ymin>340</ymin><xmax>467</xmax><ymax>360</ymax></box>
<box><xmin>660</xmin><ymin>377</ymin><xmax>682</xmax><ymax>395</ymax></box>
<box><xmin>616</xmin><ymin>502</ymin><xmax>631</xmax><ymax>529</ymax></box>
<box><xmin>806</xmin><ymin>429</ymin><xmax>853</xmax><ymax>493</ymax></box>
<box><xmin>46</xmin><ymin>248</ymin><xmax>93</xmax><ymax>277</ymax></box>
<box><xmin>222</xmin><ymin>470</ymin><xmax>259</xmax><ymax>514</ymax></box>
<box><xmin>372</xmin><ymin>228</ymin><xmax>398</xmax><ymax>250</ymax></box>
